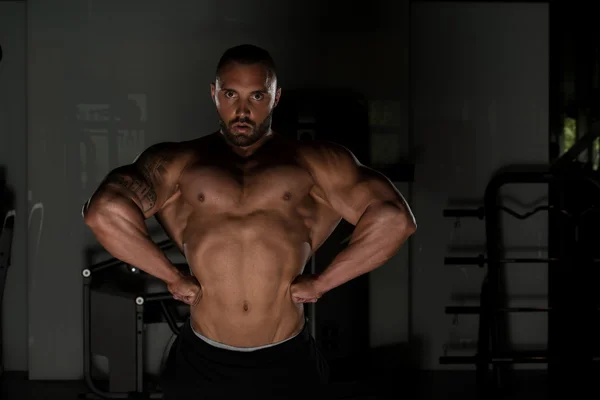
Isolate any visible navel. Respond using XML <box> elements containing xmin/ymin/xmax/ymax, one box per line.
<box><xmin>197</xmin><ymin>193</ymin><xmax>205</xmax><ymax>202</ymax></box>
<box><xmin>283</xmin><ymin>192</ymin><xmax>292</xmax><ymax>201</ymax></box>
<box><xmin>242</xmin><ymin>301</ymin><xmax>250</xmax><ymax>312</ymax></box>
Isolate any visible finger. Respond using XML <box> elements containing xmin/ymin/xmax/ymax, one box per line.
<box><xmin>192</xmin><ymin>293</ymin><xmax>202</xmax><ymax>306</ymax></box>
<box><xmin>187</xmin><ymin>294</ymin><xmax>201</xmax><ymax>305</ymax></box>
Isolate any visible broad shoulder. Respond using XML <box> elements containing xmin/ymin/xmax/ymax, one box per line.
<box><xmin>135</xmin><ymin>140</ymin><xmax>188</xmax><ymax>159</ymax></box>
<box><xmin>132</xmin><ymin>138</ymin><xmax>204</xmax><ymax>176</ymax></box>
<box><xmin>295</xmin><ymin>139</ymin><xmax>361</xmax><ymax>176</ymax></box>
<box><xmin>135</xmin><ymin>134</ymin><xmax>220</xmax><ymax>163</ymax></box>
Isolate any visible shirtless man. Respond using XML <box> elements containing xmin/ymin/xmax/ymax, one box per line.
<box><xmin>83</xmin><ymin>44</ymin><xmax>416</xmax><ymax>399</ymax></box>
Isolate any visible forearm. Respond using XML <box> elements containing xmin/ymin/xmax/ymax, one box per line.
<box><xmin>316</xmin><ymin>201</ymin><xmax>416</xmax><ymax>294</ymax></box>
<box><xmin>84</xmin><ymin>191</ymin><xmax>182</xmax><ymax>285</ymax></box>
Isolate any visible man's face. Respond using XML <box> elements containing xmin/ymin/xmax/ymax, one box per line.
<box><xmin>211</xmin><ymin>62</ymin><xmax>281</xmax><ymax>148</ymax></box>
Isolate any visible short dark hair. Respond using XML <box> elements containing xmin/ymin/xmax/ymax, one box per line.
<box><xmin>216</xmin><ymin>44</ymin><xmax>277</xmax><ymax>81</ymax></box>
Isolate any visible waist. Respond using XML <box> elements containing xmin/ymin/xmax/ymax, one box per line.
<box><xmin>190</xmin><ymin>317</ymin><xmax>307</xmax><ymax>352</ymax></box>
<box><xmin>190</xmin><ymin>301</ymin><xmax>305</xmax><ymax>347</ymax></box>
<box><xmin>176</xmin><ymin>317</ymin><xmax>313</xmax><ymax>368</ymax></box>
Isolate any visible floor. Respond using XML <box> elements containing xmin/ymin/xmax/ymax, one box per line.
<box><xmin>0</xmin><ymin>370</ymin><xmax>549</xmax><ymax>400</ymax></box>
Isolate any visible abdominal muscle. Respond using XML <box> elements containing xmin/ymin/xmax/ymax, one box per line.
<box><xmin>182</xmin><ymin>212</ymin><xmax>311</xmax><ymax>347</ymax></box>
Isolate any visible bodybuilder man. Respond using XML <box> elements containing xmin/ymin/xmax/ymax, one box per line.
<box><xmin>83</xmin><ymin>44</ymin><xmax>416</xmax><ymax>399</ymax></box>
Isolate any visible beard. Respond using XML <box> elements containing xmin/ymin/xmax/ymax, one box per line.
<box><xmin>219</xmin><ymin>111</ymin><xmax>273</xmax><ymax>148</ymax></box>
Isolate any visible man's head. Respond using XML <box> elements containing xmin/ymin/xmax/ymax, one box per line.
<box><xmin>211</xmin><ymin>44</ymin><xmax>281</xmax><ymax>148</ymax></box>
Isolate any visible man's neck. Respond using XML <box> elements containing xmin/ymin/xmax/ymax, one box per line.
<box><xmin>222</xmin><ymin>130</ymin><xmax>275</xmax><ymax>158</ymax></box>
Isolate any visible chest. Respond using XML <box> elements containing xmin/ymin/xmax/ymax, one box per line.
<box><xmin>178</xmin><ymin>158</ymin><xmax>315</xmax><ymax>209</ymax></box>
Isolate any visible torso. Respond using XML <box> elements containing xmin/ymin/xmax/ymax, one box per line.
<box><xmin>155</xmin><ymin>133</ymin><xmax>342</xmax><ymax>347</ymax></box>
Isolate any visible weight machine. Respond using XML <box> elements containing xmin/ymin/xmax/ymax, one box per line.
<box><xmin>440</xmin><ymin>125</ymin><xmax>600</xmax><ymax>399</ymax></box>
<box><xmin>80</xmin><ymin>239</ymin><xmax>185</xmax><ymax>400</ymax></box>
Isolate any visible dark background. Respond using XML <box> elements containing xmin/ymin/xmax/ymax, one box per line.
<box><xmin>1</xmin><ymin>0</ymin><xmax>597</xmax><ymax>399</ymax></box>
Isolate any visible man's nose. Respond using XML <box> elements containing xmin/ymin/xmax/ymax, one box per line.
<box><xmin>235</xmin><ymin>99</ymin><xmax>250</xmax><ymax>116</ymax></box>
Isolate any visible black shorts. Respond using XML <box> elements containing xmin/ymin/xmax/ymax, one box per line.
<box><xmin>160</xmin><ymin>319</ymin><xmax>330</xmax><ymax>399</ymax></box>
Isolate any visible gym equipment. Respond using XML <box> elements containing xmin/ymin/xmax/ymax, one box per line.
<box><xmin>443</xmin><ymin>204</ymin><xmax>558</xmax><ymax>220</ymax></box>
<box><xmin>81</xmin><ymin>239</ymin><xmax>185</xmax><ymax>399</ymax></box>
<box><xmin>0</xmin><ymin>211</ymin><xmax>14</xmax><ymax>378</ymax></box>
<box><xmin>445</xmin><ymin>254</ymin><xmax>600</xmax><ymax>268</ymax></box>
<box><xmin>440</xmin><ymin>163</ymin><xmax>600</xmax><ymax>398</ymax></box>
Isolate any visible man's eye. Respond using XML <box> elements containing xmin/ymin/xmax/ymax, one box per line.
<box><xmin>225</xmin><ymin>91</ymin><xmax>235</xmax><ymax>98</ymax></box>
<box><xmin>252</xmin><ymin>93</ymin><xmax>264</xmax><ymax>101</ymax></box>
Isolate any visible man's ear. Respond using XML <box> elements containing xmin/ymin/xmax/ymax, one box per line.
<box><xmin>210</xmin><ymin>83</ymin><xmax>216</xmax><ymax>104</ymax></box>
<box><xmin>274</xmin><ymin>87</ymin><xmax>282</xmax><ymax>107</ymax></box>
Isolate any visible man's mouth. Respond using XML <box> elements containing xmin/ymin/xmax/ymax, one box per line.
<box><xmin>231</xmin><ymin>123</ymin><xmax>252</xmax><ymax>132</ymax></box>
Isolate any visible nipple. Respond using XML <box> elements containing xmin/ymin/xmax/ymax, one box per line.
<box><xmin>243</xmin><ymin>301</ymin><xmax>250</xmax><ymax>312</ymax></box>
<box><xmin>283</xmin><ymin>192</ymin><xmax>292</xmax><ymax>201</ymax></box>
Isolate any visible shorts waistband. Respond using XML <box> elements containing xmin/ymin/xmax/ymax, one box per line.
<box><xmin>190</xmin><ymin>321</ymin><xmax>302</xmax><ymax>352</ymax></box>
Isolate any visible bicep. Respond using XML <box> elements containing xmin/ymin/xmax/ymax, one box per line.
<box><xmin>100</xmin><ymin>165</ymin><xmax>159</xmax><ymax>216</ymax></box>
<box><xmin>98</xmin><ymin>142</ymin><xmax>182</xmax><ymax>217</ymax></box>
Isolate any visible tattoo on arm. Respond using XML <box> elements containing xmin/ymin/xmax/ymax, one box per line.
<box><xmin>107</xmin><ymin>173</ymin><xmax>157</xmax><ymax>213</ymax></box>
<box><xmin>105</xmin><ymin>146</ymin><xmax>176</xmax><ymax>214</ymax></box>
<box><xmin>141</xmin><ymin>154</ymin><xmax>171</xmax><ymax>184</ymax></box>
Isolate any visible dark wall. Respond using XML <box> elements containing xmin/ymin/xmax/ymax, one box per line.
<box><xmin>25</xmin><ymin>0</ymin><xmax>411</xmax><ymax>379</ymax></box>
